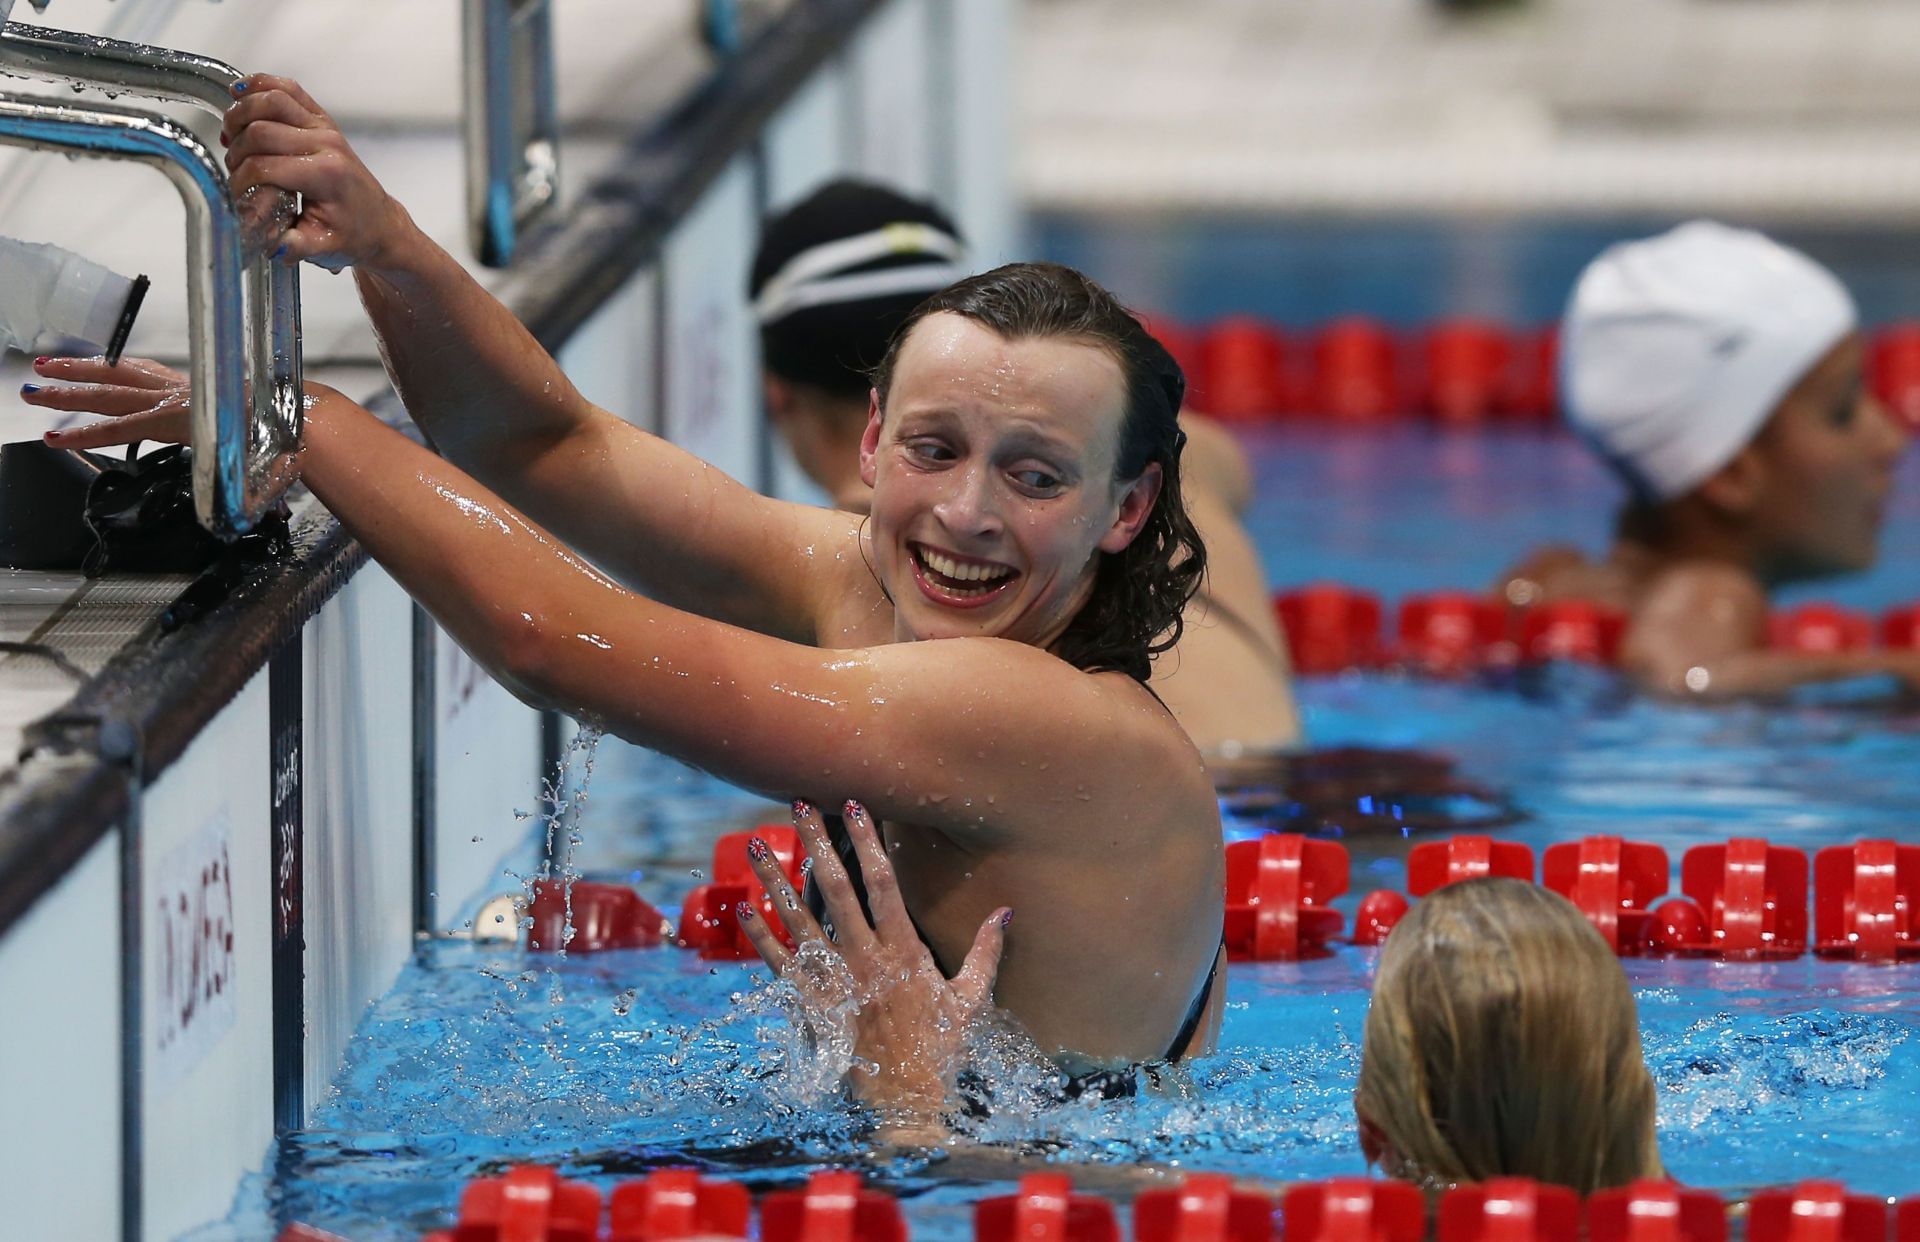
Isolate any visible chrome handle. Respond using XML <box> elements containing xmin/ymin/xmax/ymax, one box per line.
<box><xmin>0</xmin><ymin>23</ymin><xmax>303</xmax><ymax>535</ymax></box>
<box><xmin>0</xmin><ymin>93</ymin><xmax>295</xmax><ymax>536</ymax></box>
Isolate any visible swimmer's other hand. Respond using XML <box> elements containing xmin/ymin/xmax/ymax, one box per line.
<box><xmin>741</xmin><ymin>798</ymin><xmax>1009</xmax><ymax>1129</ymax></box>
<box><xmin>30</xmin><ymin>355</ymin><xmax>191</xmax><ymax>450</ymax></box>
<box><xmin>32</xmin><ymin>356</ymin><xmax>349</xmax><ymax>454</ymax></box>
<box><xmin>223</xmin><ymin>75</ymin><xmax>412</xmax><ymax>271</ymax></box>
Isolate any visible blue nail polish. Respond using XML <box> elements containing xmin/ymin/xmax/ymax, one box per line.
<box><xmin>21</xmin><ymin>383</ymin><xmax>40</xmax><ymax>394</ymax></box>
<box><xmin>231</xmin><ymin>80</ymin><xmax>248</xmax><ymax>94</ymax></box>
<box><xmin>272</xmin><ymin>243</ymin><xmax>288</xmax><ymax>261</ymax></box>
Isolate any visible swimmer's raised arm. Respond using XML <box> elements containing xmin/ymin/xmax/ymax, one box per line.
<box><xmin>1623</xmin><ymin>563</ymin><xmax>1920</xmax><ymax>698</ymax></box>
<box><xmin>39</xmin><ymin>376</ymin><xmax>1200</xmax><ymax>830</ymax></box>
<box><xmin>294</xmin><ymin>391</ymin><xmax>1206</xmax><ymax>833</ymax></box>
<box><xmin>219</xmin><ymin>76</ymin><xmax>837</xmax><ymax>640</ymax></box>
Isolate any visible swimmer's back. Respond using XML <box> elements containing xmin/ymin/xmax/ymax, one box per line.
<box><xmin>881</xmin><ymin>667</ymin><xmax>1226</xmax><ymax>1065</ymax></box>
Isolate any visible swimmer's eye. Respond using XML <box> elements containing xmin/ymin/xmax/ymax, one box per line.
<box><xmin>903</xmin><ymin>438</ymin><xmax>956</xmax><ymax>466</ymax></box>
<box><xmin>1011</xmin><ymin>468</ymin><xmax>1064</xmax><ymax>495</ymax></box>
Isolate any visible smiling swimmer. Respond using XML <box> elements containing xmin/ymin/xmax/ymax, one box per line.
<box><xmin>27</xmin><ymin>76</ymin><xmax>1227</xmax><ymax>1073</ymax></box>
<box><xmin>1501</xmin><ymin>221</ymin><xmax>1911</xmax><ymax>697</ymax></box>
<box><xmin>753</xmin><ymin>180</ymin><xmax>1301</xmax><ymax>761</ymax></box>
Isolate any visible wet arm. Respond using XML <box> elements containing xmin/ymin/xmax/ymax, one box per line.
<box><xmin>298</xmin><ymin>393</ymin><xmax>1191</xmax><ymax>834</ymax></box>
<box><xmin>222</xmin><ymin>75</ymin><xmax>837</xmax><ymax>638</ymax></box>
<box><xmin>1624</xmin><ymin>566</ymin><xmax>1920</xmax><ymax>698</ymax></box>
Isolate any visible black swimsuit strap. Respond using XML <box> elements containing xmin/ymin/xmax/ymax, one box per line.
<box><xmin>1163</xmin><ymin>938</ymin><xmax>1226</xmax><ymax>1062</ymax></box>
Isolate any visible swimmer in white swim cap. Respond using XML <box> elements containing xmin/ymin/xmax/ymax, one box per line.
<box><xmin>1500</xmin><ymin>220</ymin><xmax>1911</xmax><ymax>697</ymax></box>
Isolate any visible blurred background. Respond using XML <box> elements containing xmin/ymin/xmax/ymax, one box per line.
<box><xmin>1026</xmin><ymin>0</ymin><xmax>1920</xmax><ymax>326</ymax></box>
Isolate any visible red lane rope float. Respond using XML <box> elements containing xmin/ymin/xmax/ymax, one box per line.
<box><xmin>1281</xmin><ymin>1178</ymin><xmax>1425</xmax><ymax>1242</ymax></box>
<box><xmin>1770</xmin><ymin>603</ymin><xmax>1875</xmax><ymax>654</ymax></box>
<box><xmin>1503</xmin><ymin>325</ymin><xmax>1558</xmax><ymax>424</ymax></box>
<box><xmin>1398</xmin><ymin>592</ymin><xmax>1513</xmax><ymax>678</ymax></box>
<box><xmin>1541</xmin><ymin>836</ymin><xmax>1668</xmax><ymax>957</ymax></box>
<box><xmin>761</xmin><ymin>1170</ymin><xmax>907</xmax><ymax>1242</ymax></box>
<box><xmin>1224</xmin><ymin>834</ymin><xmax>1348</xmax><ymax>961</ymax></box>
<box><xmin>1437</xmin><ymin>1177</ymin><xmax>1583</xmax><ymax>1241</ymax></box>
<box><xmin>1419</xmin><ymin>320</ymin><xmax>1515</xmax><ymax>427</ymax></box>
<box><xmin>976</xmin><ymin>1173</ymin><xmax>1119</xmax><ymax>1242</ymax></box>
<box><xmin>1352</xmin><ymin>889</ymin><xmax>1410</xmax><ymax>947</ymax></box>
<box><xmin>609</xmin><ymin>1170</ymin><xmax>751</xmax><ymax>1242</ymax></box>
<box><xmin>1408</xmin><ymin>834</ymin><xmax>1534</xmax><ymax>895</ymax></box>
<box><xmin>1276</xmin><ymin>587</ymin><xmax>1920</xmax><ymax>677</ymax></box>
<box><xmin>1274</xmin><ymin>585</ymin><xmax>1385</xmax><ymax>675</ymax></box>
<box><xmin>379</xmin><ymin>1165</ymin><xmax>1920</xmax><ymax>1242</ymax></box>
<box><xmin>1871</xmin><ymin>322</ymin><xmax>1920</xmax><ymax>434</ymax></box>
<box><xmin>1886</xmin><ymin>603</ymin><xmax>1920</xmax><ymax>649</ymax></box>
<box><xmin>1747</xmin><ymin>1180</ymin><xmax>1886</xmax><ymax>1242</ymax></box>
<box><xmin>1815</xmin><ymin>840</ymin><xmax>1920</xmax><ymax>961</ymax></box>
<box><xmin>421</xmin><ymin>1165</ymin><xmax>601</xmax><ymax>1242</ymax></box>
<box><xmin>1133</xmin><ymin>1173</ymin><xmax>1275</xmax><ymax>1242</ymax></box>
<box><xmin>1678</xmin><ymin>838</ymin><xmax>1808</xmax><ymax>960</ymax></box>
<box><xmin>1517</xmin><ymin>599</ymin><xmax>1626</xmax><ymax>666</ymax></box>
<box><xmin>677</xmin><ymin>826</ymin><xmax>804</xmax><ymax>959</ymax></box>
<box><xmin>1151</xmin><ymin>317</ymin><xmax>1920</xmax><ymax>428</ymax></box>
<box><xmin>1200</xmin><ymin>317</ymin><xmax>1291</xmax><ymax>422</ymax></box>
<box><xmin>1313</xmin><ymin>317</ymin><xmax>1400</xmax><ymax>423</ymax></box>
<box><xmin>526</xmin><ymin>881</ymin><xmax>672</xmax><ymax>953</ymax></box>
<box><xmin>1586</xmin><ymin>1179</ymin><xmax>1727</xmax><ymax>1242</ymax></box>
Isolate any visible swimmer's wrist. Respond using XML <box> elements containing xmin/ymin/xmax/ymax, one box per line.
<box><xmin>357</xmin><ymin>197</ymin><xmax>432</xmax><ymax>277</ymax></box>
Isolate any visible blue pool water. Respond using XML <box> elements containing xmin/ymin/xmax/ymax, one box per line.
<box><xmin>199</xmin><ymin>426</ymin><xmax>1920</xmax><ymax>1239</ymax></box>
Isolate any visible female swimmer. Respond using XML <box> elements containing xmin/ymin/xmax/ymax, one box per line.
<box><xmin>27</xmin><ymin>80</ymin><xmax>1225</xmax><ymax>1069</ymax></box>
<box><xmin>1502</xmin><ymin>221</ymin><xmax>1911</xmax><ymax>698</ymax></box>
<box><xmin>1355</xmin><ymin>878</ymin><xmax>1662</xmax><ymax>1193</ymax></box>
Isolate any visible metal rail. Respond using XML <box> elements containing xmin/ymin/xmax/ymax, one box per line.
<box><xmin>0</xmin><ymin>22</ymin><xmax>303</xmax><ymax>536</ymax></box>
<box><xmin>0</xmin><ymin>94</ymin><xmax>284</xmax><ymax>536</ymax></box>
<box><xmin>463</xmin><ymin>0</ymin><xmax>559</xmax><ymax>266</ymax></box>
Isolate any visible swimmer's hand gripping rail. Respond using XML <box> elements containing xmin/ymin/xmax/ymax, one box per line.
<box><xmin>0</xmin><ymin>94</ymin><xmax>296</xmax><ymax>535</ymax></box>
<box><xmin>0</xmin><ymin>23</ymin><xmax>303</xmax><ymax>537</ymax></box>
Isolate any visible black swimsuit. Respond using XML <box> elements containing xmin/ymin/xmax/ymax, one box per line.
<box><xmin>802</xmin><ymin>810</ymin><xmax>1224</xmax><ymax>1072</ymax></box>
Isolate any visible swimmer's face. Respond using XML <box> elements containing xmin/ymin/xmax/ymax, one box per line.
<box><xmin>1746</xmin><ymin>335</ymin><xmax>1908</xmax><ymax>581</ymax></box>
<box><xmin>859</xmin><ymin>313</ymin><xmax>1161</xmax><ymax>647</ymax></box>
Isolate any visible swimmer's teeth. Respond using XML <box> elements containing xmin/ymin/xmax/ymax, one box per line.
<box><xmin>921</xmin><ymin>547</ymin><xmax>1011</xmax><ymax>585</ymax></box>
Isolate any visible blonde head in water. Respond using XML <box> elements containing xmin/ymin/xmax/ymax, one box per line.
<box><xmin>1354</xmin><ymin>877</ymin><xmax>1663</xmax><ymax>1194</ymax></box>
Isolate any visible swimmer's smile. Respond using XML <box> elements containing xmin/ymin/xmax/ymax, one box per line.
<box><xmin>908</xmin><ymin>541</ymin><xmax>1021</xmax><ymax>607</ymax></box>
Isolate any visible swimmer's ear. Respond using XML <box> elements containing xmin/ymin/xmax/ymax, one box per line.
<box><xmin>1097</xmin><ymin>461</ymin><xmax>1163</xmax><ymax>554</ymax></box>
<box><xmin>763</xmin><ymin>375</ymin><xmax>796</xmax><ymax>423</ymax></box>
<box><xmin>858</xmin><ymin>391</ymin><xmax>884</xmax><ymax>488</ymax></box>
<box><xmin>1696</xmin><ymin>443</ymin><xmax>1768</xmax><ymax>517</ymax></box>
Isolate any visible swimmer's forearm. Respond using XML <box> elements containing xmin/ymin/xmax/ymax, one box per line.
<box><xmin>349</xmin><ymin>221</ymin><xmax>829</xmax><ymax>634</ymax></box>
<box><xmin>353</xmin><ymin>217</ymin><xmax>590</xmax><ymax>473</ymax></box>
<box><xmin>1638</xmin><ymin>648</ymin><xmax>1915</xmax><ymax>698</ymax></box>
<box><xmin>299</xmin><ymin>395</ymin><xmax>874</xmax><ymax>796</ymax></box>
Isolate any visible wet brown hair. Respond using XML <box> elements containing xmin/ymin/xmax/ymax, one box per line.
<box><xmin>1354</xmin><ymin>878</ymin><xmax>1663</xmax><ymax>1195</ymax></box>
<box><xmin>871</xmin><ymin>262</ymin><xmax>1205</xmax><ymax>683</ymax></box>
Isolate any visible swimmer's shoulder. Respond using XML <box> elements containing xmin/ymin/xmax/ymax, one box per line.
<box><xmin>1620</xmin><ymin>560</ymin><xmax>1769</xmax><ymax>685</ymax></box>
<box><xmin>798</xmin><ymin>507</ymin><xmax>893</xmax><ymax>646</ymax></box>
<box><xmin>912</xmin><ymin>637</ymin><xmax>1216</xmax><ymax>820</ymax></box>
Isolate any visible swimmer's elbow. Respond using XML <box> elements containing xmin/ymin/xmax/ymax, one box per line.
<box><xmin>475</xmin><ymin>609</ymin><xmax>568</xmax><ymax>713</ymax></box>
